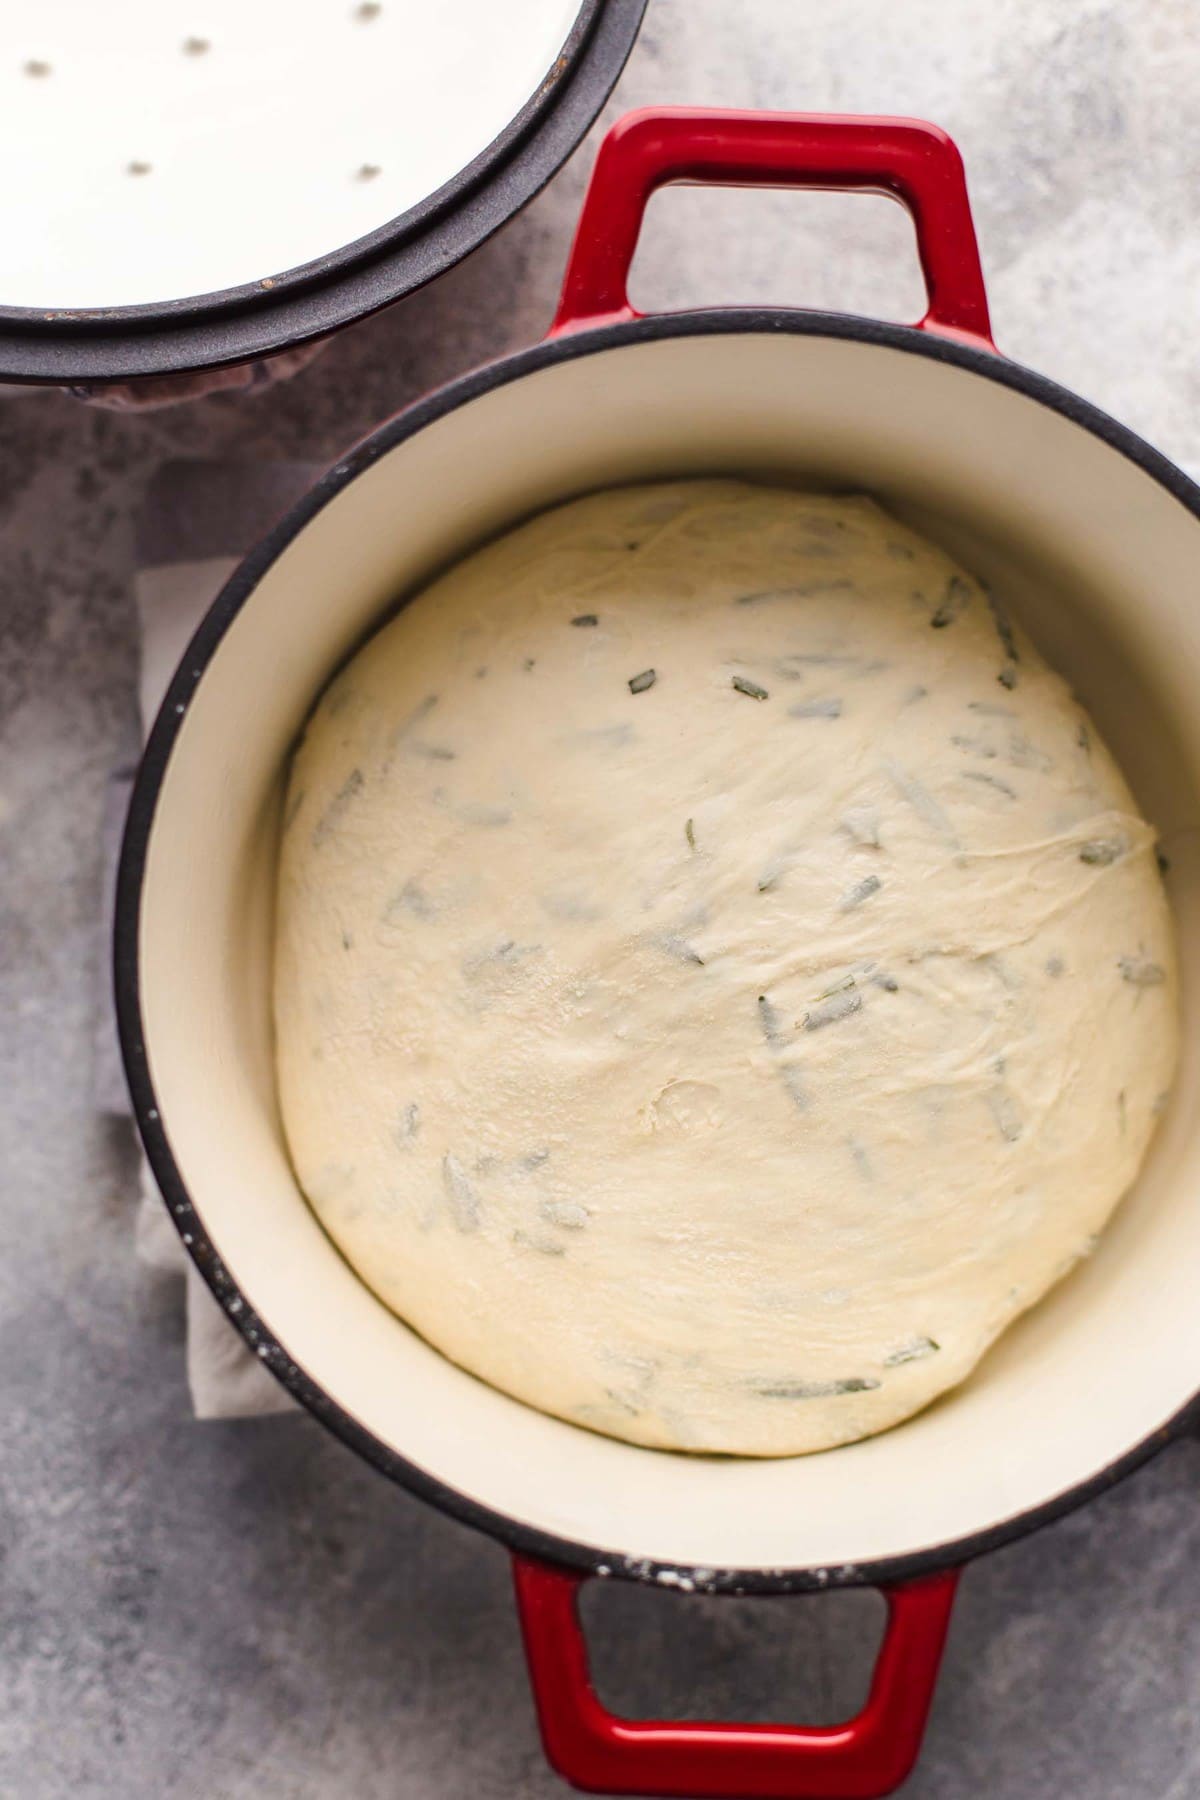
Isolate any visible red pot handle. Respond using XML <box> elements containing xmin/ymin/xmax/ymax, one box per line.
<box><xmin>513</xmin><ymin>1555</ymin><xmax>960</xmax><ymax>1799</ymax></box>
<box><xmin>552</xmin><ymin>108</ymin><xmax>993</xmax><ymax>349</ymax></box>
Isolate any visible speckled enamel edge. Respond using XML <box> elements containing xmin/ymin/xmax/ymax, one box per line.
<box><xmin>115</xmin><ymin>307</ymin><xmax>1200</xmax><ymax>1593</ymax></box>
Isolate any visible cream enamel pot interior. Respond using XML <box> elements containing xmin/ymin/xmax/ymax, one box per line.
<box><xmin>117</xmin><ymin>113</ymin><xmax>1200</xmax><ymax>1800</ymax></box>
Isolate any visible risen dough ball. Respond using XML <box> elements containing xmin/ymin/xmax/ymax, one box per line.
<box><xmin>275</xmin><ymin>480</ymin><xmax>1178</xmax><ymax>1456</ymax></box>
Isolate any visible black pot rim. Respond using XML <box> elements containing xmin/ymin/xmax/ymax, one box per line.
<box><xmin>0</xmin><ymin>0</ymin><xmax>645</xmax><ymax>386</ymax></box>
<box><xmin>115</xmin><ymin>305</ymin><xmax>1200</xmax><ymax>1596</ymax></box>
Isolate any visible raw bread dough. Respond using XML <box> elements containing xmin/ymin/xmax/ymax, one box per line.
<box><xmin>275</xmin><ymin>480</ymin><xmax>1178</xmax><ymax>1456</ymax></box>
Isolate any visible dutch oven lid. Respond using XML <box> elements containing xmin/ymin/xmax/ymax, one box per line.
<box><xmin>0</xmin><ymin>0</ymin><xmax>644</xmax><ymax>383</ymax></box>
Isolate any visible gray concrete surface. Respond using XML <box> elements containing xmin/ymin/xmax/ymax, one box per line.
<box><xmin>4</xmin><ymin>2</ymin><xmax>1200</xmax><ymax>1794</ymax></box>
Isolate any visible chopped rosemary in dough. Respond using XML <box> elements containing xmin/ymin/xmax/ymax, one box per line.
<box><xmin>275</xmin><ymin>479</ymin><xmax>1178</xmax><ymax>1456</ymax></box>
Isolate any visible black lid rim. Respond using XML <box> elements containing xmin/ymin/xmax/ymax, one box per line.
<box><xmin>0</xmin><ymin>0</ymin><xmax>645</xmax><ymax>384</ymax></box>
<box><xmin>115</xmin><ymin>305</ymin><xmax>1200</xmax><ymax>1592</ymax></box>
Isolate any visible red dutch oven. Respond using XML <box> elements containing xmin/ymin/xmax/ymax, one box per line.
<box><xmin>117</xmin><ymin>109</ymin><xmax>1200</xmax><ymax>1797</ymax></box>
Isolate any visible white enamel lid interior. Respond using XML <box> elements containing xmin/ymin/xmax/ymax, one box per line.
<box><xmin>3</xmin><ymin>0</ymin><xmax>584</xmax><ymax>309</ymax></box>
<box><xmin>137</xmin><ymin>330</ymin><xmax>1200</xmax><ymax>1579</ymax></box>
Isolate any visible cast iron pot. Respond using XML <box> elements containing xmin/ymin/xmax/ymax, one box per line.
<box><xmin>116</xmin><ymin>109</ymin><xmax>1200</xmax><ymax>1799</ymax></box>
<box><xmin>0</xmin><ymin>0</ymin><xmax>644</xmax><ymax>387</ymax></box>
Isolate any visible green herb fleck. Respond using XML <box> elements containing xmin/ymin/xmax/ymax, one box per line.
<box><xmin>962</xmin><ymin>770</ymin><xmax>1017</xmax><ymax>799</ymax></box>
<box><xmin>463</xmin><ymin>938</ymin><xmax>542</xmax><ymax>980</ymax></box>
<box><xmin>778</xmin><ymin>651</ymin><xmax>886</xmax><ymax>678</ymax></box>
<box><xmin>780</xmin><ymin>1066</ymin><xmax>807</xmax><ymax>1112</ymax></box>
<box><xmin>539</xmin><ymin>1199</ymin><xmax>589</xmax><ymax>1231</ymax></box>
<box><xmin>540</xmin><ymin>890</ymin><xmax>603</xmax><ymax>923</ymax></box>
<box><xmin>659</xmin><ymin>934</ymin><xmax>705</xmax><ymax>966</ymax></box>
<box><xmin>1119</xmin><ymin>954</ymin><xmax>1165</xmax><ymax>988</ymax></box>
<box><xmin>842</xmin><ymin>807</ymin><xmax>881</xmax><ymax>849</ymax></box>
<box><xmin>789</xmin><ymin>696</ymin><xmax>842</xmax><ymax>719</ymax></box>
<box><xmin>577</xmin><ymin>722</ymin><xmax>634</xmax><ymax>749</ymax></box>
<box><xmin>282</xmin><ymin>787</ymin><xmax>306</xmax><ymax>832</ymax></box>
<box><xmin>816</xmin><ymin>972</ymin><xmax>858</xmax><ymax>1002</ymax></box>
<box><xmin>390</xmin><ymin>692</ymin><xmax>438</xmax><ymax>737</ymax></box>
<box><xmin>756</xmin><ymin>848</ymin><xmax>792</xmax><ymax>893</ymax></box>
<box><xmin>986</xmin><ymin>591</ymin><xmax>1020</xmax><ymax>663</ymax></box>
<box><xmin>930</xmin><ymin>574</ymin><xmax>970</xmax><ymax>628</ymax></box>
<box><xmin>386</xmin><ymin>878</ymin><xmax>434</xmax><ymax>921</ymax></box>
<box><xmin>685</xmin><ymin>817</ymin><xmax>696</xmax><ymax>850</ymax></box>
<box><xmin>1008</xmin><ymin>734</ymin><xmax>1052</xmax><ymax>773</ymax></box>
<box><xmin>758</xmin><ymin>994</ymin><xmax>805</xmax><ymax>1107</ymax></box>
<box><xmin>457</xmin><ymin>801</ymin><xmax>512</xmax><ymax>827</ymax></box>
<box><xmin>884</xmin><ymin>757</ymin><xmax>958</xmax><ymax>846</ymax></box>
<box><xmin>849</xmin><ymin>1138</ymin><xmax>873</xmax><ymax>1180</ymax></box>
<box><xmin>803</xmin><ymin>987</ymin><xmax>862</xmax><ymax>1031</ymax></box>
<box><xmin>757</xmin><ymin>993</ymin><xmax>784</xmax><ymax>1046</ymax></box>
<box><xmin>441</xmin><ymin>1155</ymin><xmax>482</xmax><ymax>1232</ymax></box>
<box><xmin>1079</xmin><ymin>836</ymin><xmax>1125</xmax><ymax>866</ymax></box>
<box><xmin>513</xmin><ymin>1229</ymin><xmax>565</xmax><ymax>1258</ymax></box>
<box><xmin>571</xmin><ymin>613</ymin><xmax>598</xmax><ymax>628</ymax></box>
<box><xmin>628</xmin><ymin>669</ymin><xmax>657</xmax><ymax>694</ymax></box>
<box><xmin>951</xmin><ymin>732</ymin><xmax>998</xmax><ymax>760</ymax></box>
<box><xmin>884</xmin><ymin>1336</ymin><xmax>939</xmax><ymax>1367</ymax></box>
<box><xmin>396</xmin><ymin>1103</ymin><xmax>420</xmax><ymax>1144</ymax></box>
<box><xmin>602</xmin><ymin>1387</ymin><xmax>642</xmax><ymax>1416</ymax></box>
<box><xmin>841</xmin><ymin>875</ymin><xmax>881</xmax><ymax>910</ymax></box>
<box><xmin>987</xmin><ymin>1089</ymin><xmax>1023</xmax><ymax>1142</ymax></box>
<box><xmin>1046</xmin><ymin>954</ymin><xmax>1065</xmax><ymax>977</ymax></box>
<box><xmin>753</xmin><ymin>1377</ymin><xmax>880</xmax><ymax>1400</ymax></box>
<box><xmin>732</xmin><ymin>675</ymin><xmax>769</xmax><ymax>700</ymax></box>
<box><xmin>312</xmin><ymin>767</ymin><xmax>364</xmax><ymax>847</ymax></box>
<box><xmin>736</xmin><ymin>584</ymin><xmax>810</xmax><ymax>606</ymax></box>
<box><xmin>998</xmin><ymin>665</ymin><xmax>1018</xmax><ymax>690</ymax></box>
